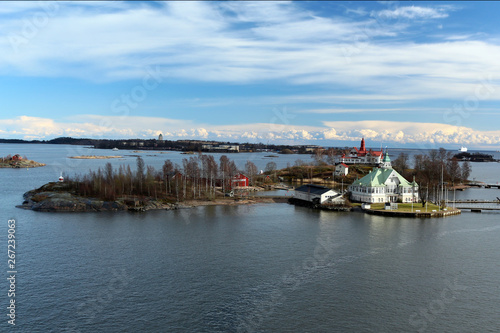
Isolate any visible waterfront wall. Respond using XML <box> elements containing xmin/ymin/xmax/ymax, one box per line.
<box><xmin>364</xmin><ymin>208</ymin><xmax>461</xmax><ymax>218</ymax></box>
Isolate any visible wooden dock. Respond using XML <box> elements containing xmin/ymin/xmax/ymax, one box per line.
<box><xmin>466</xmin><ymin>181</ymin><xmax>500</xmax><ymax>189</ymax></box>
<box><xmin>450</xmin><ymin>200</ymin><xmax>500</xmax><ymax>204</ymax></box>
<box><xmin>452</xmin><ymin>204</ymin><xmax>500</xmax><ymax>212</ymax></box>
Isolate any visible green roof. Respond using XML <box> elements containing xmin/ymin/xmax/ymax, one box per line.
<box><xmin>352</xmin><ymin>167</ymin><xmax>414</xmax><ymax>187</ymax></box>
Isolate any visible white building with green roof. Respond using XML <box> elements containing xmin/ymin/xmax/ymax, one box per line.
<box><xmin>349</xmin><ymin>152</ymin><xmax>419</xmax><ymax>203</ymax></box>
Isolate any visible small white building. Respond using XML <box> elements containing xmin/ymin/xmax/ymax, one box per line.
<box><xmin>294</xmin><ymin>184</ymin><xmax>343</xmax><ymax>204</ymax></box>
<box><xmin>335</xmin><ymin>163</ymin><xmax>349</xmax><ymax>176</ymax></box>
<box><xmin>201</xmin><ymin>144</ymin><xmax>239</xmax><ymax>152</ymax></box>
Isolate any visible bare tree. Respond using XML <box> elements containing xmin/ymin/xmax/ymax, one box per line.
<box><xmin>219</xmin><ymin>155</ymin><xmax>230</xmax><ymax>193</ymax></box>
<box><xmin>461</xmin><ymin>161</ymin><xmax>471</xmax><ymax>182</ymax></box>
<box><xmin>326</xmin><ymin>148</ymin><xmax>337</xmax><ymax>165</ymax></box>
<box><xmin>265</xmin><ymin>161</ymin><xmax>277</xmax><ymax>173</ymax></box>
<box><xmin>313</xmin><ymin>148</ymin><xmax>325</xmax><ymax>165</ymax></box>
<box><xmin>393</xmin><ymin>152</ymin><xmax>409</xmax><ymax>175</ymax></box>
<box><xmin>206</xmin><ymin>155</ymin><xmax>218</xmax><ymax>197</ymax></box>
<box><xmin>245</xmin><ymin>160</ymin><xmax>258</xmax><ymax>186</ymax></box>
<box><xmin>162</xmin><ymin>160</ymin><xmax>174</xmax><ymax>194</ymax></box>
<box><xmin>447</xmin><ymin>158</ymin><xmax>461</xmax><ymax>186</ymax></box>
<box><xmin>136</xmin><ymin>157</ymin><xmax>145</xmax><ymax>194</ymax></box>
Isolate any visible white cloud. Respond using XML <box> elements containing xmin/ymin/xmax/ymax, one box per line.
<box><xmin>321</xmin><ymin>120</ymin><xmax>500</xmax><ymax>147</ymax></box>
<box><xmin>2</xmin><ymin>115</ymin><xmax>500</xmax><ymax>148</ymax></box>
<box><xmin>301</xmin><ymin>107</ymin><xmax>426</xmax><ymax>114</ymax></box>
<box><xmin>373</xmin><ymin>6</ymin><xmax>449</xmax><ymax>20</ymax></box>
<box><xmin>1</xmin><ymin>1</ymin><xmax>496</xmax><ymax>105</ymax></box>
<box><xmin>2</xmin><ymin>1</ymin><xmax>500</xmax><ymax>146</ymax></box>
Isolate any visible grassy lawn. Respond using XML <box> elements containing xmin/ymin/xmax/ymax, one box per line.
<box><xmin>369</xmin><ymin>202</ymin><xmax>445</xmax><ymax>212</ymax></box>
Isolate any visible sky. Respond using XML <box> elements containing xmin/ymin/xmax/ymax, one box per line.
<box><xmin>1</xmin><ymin>1</ymin><xmax>500</xmax><ymax>149</ymax></box>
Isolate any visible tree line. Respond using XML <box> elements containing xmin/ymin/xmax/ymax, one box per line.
<box><xmin>391</xmin><ymin>148</ymin><xmax>471</xmax><ymax>205</ymax></box>
<box><xmin>62</xmin><ymin>155</ymin><xmax>264</xmax><ymax>202</ymax></box>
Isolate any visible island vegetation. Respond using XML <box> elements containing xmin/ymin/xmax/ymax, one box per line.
<box><xmin>57</xmin><ymin>147</ymin><xmax>467</xmax><ymax>207</ymax></box>
<box><xmin>453</xmin><ymin>152</ymin><xmax>496</xmax><ymax>162</ymax></box>
<box><xmin>1</xmin><ymin>136</ymin><xmax>326</xmax><ymax>154</ymax></box>
<box><xmin>19</xmin><ymin>154</ymin><xmax>281</xmax><ymax>212</ymax></box>
<box><xmin>270</xmin><ymin>147</ymin><xmax>471</xmax><ymax>209</ymax></box>
<box><xmin>18</xmin><ymin>147</ymin><xmax>473</xmax><ymax>214</ymax></box>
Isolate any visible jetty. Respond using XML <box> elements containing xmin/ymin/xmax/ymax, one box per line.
<box><xmin>449</xmin><ymin>202</ymin><xmax>500</xmax><ymax>213</ymax></box>
<box><xmin>467</xmin><ymin>181</ymin><xmax>500</xmax><ymax>189</ymax></box>
<box><xmin>449</xmin><ymin>199</ymin><xmax>500</xmax><ymax>204</ymax></box>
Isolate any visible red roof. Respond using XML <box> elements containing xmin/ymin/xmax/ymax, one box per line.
<box><xmin>340</xmin><ymin>163</ymin><xmax>349</xmax><ymax>168</ymax></box>
<box><xmin>350</xmin><ymin>148</ymin><xmax>382</xmax><ymax>158</ymax></box>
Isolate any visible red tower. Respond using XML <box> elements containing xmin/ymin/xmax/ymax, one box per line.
<box><xmin>360</xmin><ymin>138</ymin><xmax>366</xmax><ymax>152</ymax></box>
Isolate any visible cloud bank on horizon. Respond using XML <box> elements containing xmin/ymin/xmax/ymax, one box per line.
<box><xmin>1</xmin><ymin>1</ymin><xmax>500</xmax><ymax>149</ymax></box>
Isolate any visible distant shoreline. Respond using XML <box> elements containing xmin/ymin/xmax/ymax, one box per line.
<box><xmin>69</xmin><ymin>155</ymin><xmax>122</xmax><ymax>159</ymax></box>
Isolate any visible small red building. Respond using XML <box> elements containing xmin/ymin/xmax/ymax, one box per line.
<box><xmin>231</xmin><ymin>173</ymin><xmax>249</xmax><ymax>188</ymax></box>
<box><xmin>11</xmin><ymin>154</ymin><xmax>22</xmax><ymax>161</ymax></box>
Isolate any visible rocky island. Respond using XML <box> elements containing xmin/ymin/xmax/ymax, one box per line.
<box><xmin>17</xmin><ymin>156</ymin><xmax>283</xmax><ymax>212</ymax></box>
<box><xmin>17</xmin><ymin>181</ymin><xmax>280</xmax><ymax>212</ymax></box>
<box><xmin>1</xmin><ymin>154</ymin><xmax>46</xmax><ymax>168</ymax></box>
<box><xmin>17</xmin><ymin>181</ymin><xmax>177</xmax><ymax>212</ymax></box>
<box><xmin>453</xmin><ymin>152</ymin><xmax>496</xmax><ymax>162</ymax></box>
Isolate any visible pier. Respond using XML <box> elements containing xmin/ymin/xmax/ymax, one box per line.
<box><xmin>466</xmin><ymin>181</ymin><xmax>500</xmax><ymax>189</ymax></box>
<box><xmin>450</xmin><ymin>199</ymin><xmax>500</xmax><ymax>204</ymax></box>
<box><xmin>449</xmin><ymin>201</ymin><xmax>500</xmax><ymax>212</ymax></box>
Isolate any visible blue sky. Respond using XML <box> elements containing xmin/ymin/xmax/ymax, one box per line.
<box><xmin>1</xmin><ymin>1</ymin><xmax>500</xmax><ymax>149</ymax></box>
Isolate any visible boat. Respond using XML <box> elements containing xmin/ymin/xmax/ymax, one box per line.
<box><xmin>459</xmin><ymin>146</ymin><xmax>467</xmax><ymax>152</ymax></box>
<box><xmin>112</xmin><ymin>148</ymin><xmax>119</xmax><ymax>151</ymax></box>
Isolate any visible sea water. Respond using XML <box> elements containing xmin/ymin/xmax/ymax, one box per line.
<box><xmin>1</xmin><ymin>144</ymin><xmax>499</xmax><ymax>332</ymax></box>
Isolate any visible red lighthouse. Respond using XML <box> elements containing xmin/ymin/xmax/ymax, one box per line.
<box><xmin>360</xmin><ymin>138</ymin><xmax>366</xmax><ymax>153</ymax></box>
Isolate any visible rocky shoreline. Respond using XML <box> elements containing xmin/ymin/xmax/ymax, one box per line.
<box><xmin>17</xmin><ymin>182</ymin><xmax>281</xmax><ymax>212</ymax></box>
<box><xmin>0</xmin><ymin>159</ymin><xmax>46</xmax><ymax>168</ymax></box>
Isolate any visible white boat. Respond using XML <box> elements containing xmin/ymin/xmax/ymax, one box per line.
<box><xmin>112</xmin><ymin>148</ymin><xmax>119</xmax><ymax>151</ymax></box>
<box><xmin>459</xmin><ymin>146</ymin><xmax>467</xmax><ymax>152</ymax></box>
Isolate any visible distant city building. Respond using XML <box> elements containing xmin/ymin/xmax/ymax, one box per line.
<box><xmin>158</xmin><ymin>133</ymin><xmax>163</xmax><ymax>141</ymax></box>
<box><xmin>349</xmin><ymin>152</ymin><xmax>419</xmax><ymax>203</ymax></box>
<box><xmin>336</xmin><ymin>138</ymin><xmax>383</xmax><ymax>165</ymax></box>
<box><xmin>302</xmin><ymin>145</ymin><xmax>321</xmax><ymax>153</ymax></box>
<box><xmin>334</xmin><ymin>163</ymin><xmax>349</xmax><ymax>177</ymax></box>
<box><xmin>201</xmin><ymin>144</ymin><xmax>239</xmax><ymax>152</ymax></box>
<box><xmin>294</xmin><ymin>184</ymin><xmax>344</xmax><ymax>204</ymax></box>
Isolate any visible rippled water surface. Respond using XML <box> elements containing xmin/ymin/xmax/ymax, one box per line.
<box><xmin>1</xmin><ymin>144</ymin><xmax>499</xmax><ymax>332</ymax></box>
